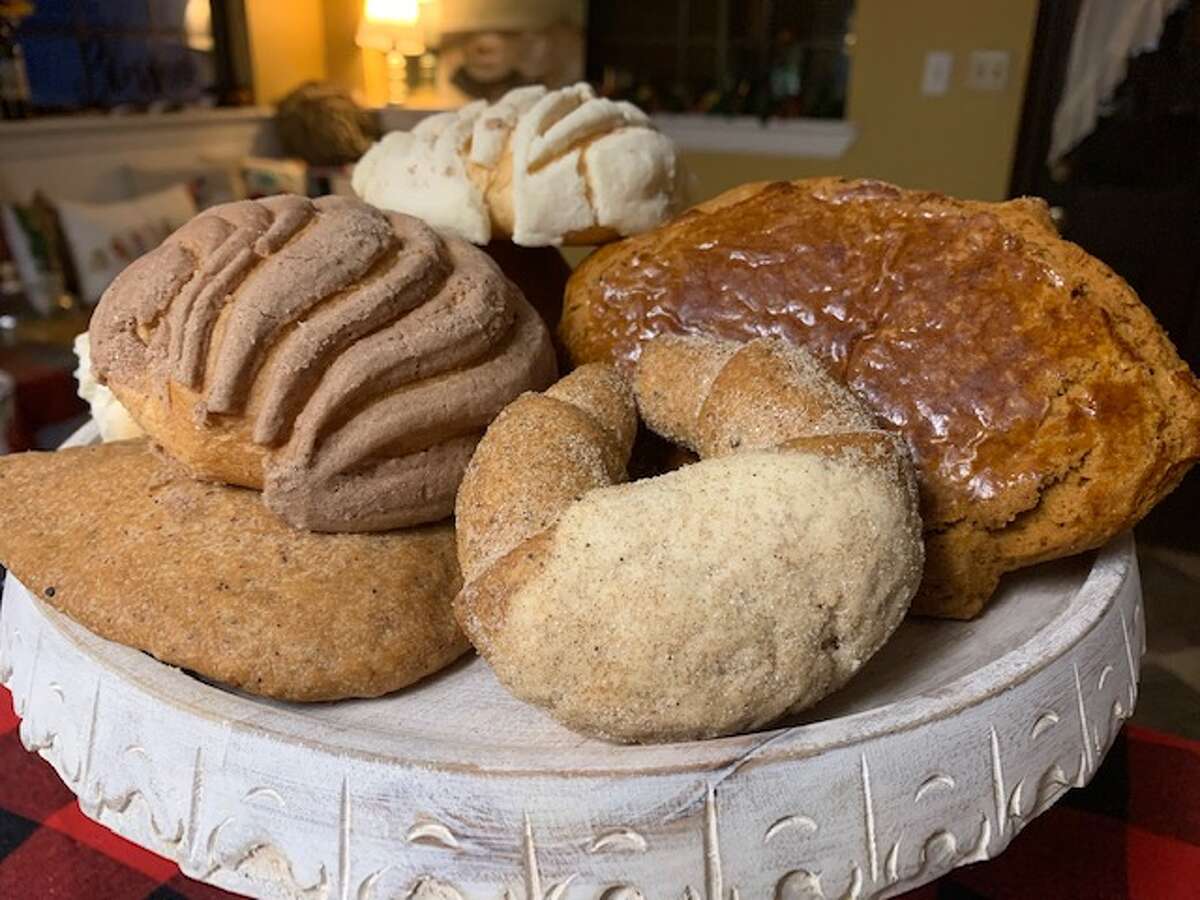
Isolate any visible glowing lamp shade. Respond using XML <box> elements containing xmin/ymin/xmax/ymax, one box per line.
<box><xmin>356</xmin><ymin>0</ymin><xmax>426</xmax><ymax>56</ymax></box>
<box><xmin>357</xmin><ymin>0</ymin><xmax>429</xmax><ymax>105</ymax></box>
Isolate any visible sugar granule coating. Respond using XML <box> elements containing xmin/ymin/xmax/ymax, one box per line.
<box><xmin>454</xmin><ymin>336</ymin><xmax>923</xmax><ymax>743</ymax></box>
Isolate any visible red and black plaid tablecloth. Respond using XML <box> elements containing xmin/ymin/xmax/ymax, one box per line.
<box><xmin>1</xmin><ymin>684</ymin><xmax>1197</xmax><ymax>899</ymax></box>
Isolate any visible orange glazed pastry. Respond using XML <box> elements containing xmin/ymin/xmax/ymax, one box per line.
<box><xmin>562</xmin><ymin>178</ymin><xmax>1200</xmax><ymax>618</ymax></box>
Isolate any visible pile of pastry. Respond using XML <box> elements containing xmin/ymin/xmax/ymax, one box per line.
<box><xmin>2</xmin><ymin>84</ymin><xmax>1198</xmax><ymax>744</ymax></box>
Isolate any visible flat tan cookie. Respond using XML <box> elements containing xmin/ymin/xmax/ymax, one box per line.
<box><xmin>0</xmin><ymin>440</ymin><xmax>467</xmax><ymax>700</ymax></box>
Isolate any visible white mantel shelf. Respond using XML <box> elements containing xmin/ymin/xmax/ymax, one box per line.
<box><xmin>0</xmin><ymin>106</ymin><xmax>274</xmax><ymax>140</ymax></box>
<box><xmin>0</xmin><ymin>107</ymin><xmax>279</xmax><ymax>204</ymax></box>
<box><xmin>0</xmin><ymin>104</ymin><xmax>855</xmax><ymax>207</ymax></box>
<box><xmin>0</xmin><ymin>106</ymin><xmax>856</xmax><ymax>161</ymax></box>
<box><xmin>653</xmin><ymin>113</ymin><xmax>857</xmax><ymax>158</ymax></box>
<box><xmin>377</xmin><ymin>106</ymin><xmax>858</xmax><ymax>159</ymax></box>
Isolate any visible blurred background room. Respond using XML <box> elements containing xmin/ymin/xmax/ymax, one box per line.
<box><xmin>0</xmin><ymin>0</ymin><xmax>1197</xmax><ymax>734</ymax></box>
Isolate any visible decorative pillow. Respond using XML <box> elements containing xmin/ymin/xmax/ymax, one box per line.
<box><xmin>56</xmin><ymin>184</ymin><xmax>197</xmax><ymax>305</ymax></box>
<box><xmin>125</xmin><ymin>159</ymin><xmax>246</xmax><ymax>210</ymax></box>
<box><xmin>240</xmin><ymin>156</ymin><xmax>308</xmax><ymax>199</ymax></box>
<box><xmin>0</xmin><ymin>194</ymin><xmax>70</xmax><ymax>316</ymax></box>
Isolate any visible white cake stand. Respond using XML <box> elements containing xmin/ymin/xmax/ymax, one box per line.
<box><xmin>0</xmin><ymin>427</ymin><xmax>1145</xmax><ymax>900</ymax></box>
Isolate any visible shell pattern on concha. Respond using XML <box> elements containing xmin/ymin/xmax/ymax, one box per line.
<box><xmin>90</xmin><ymin>194</ymin><xmax>557</xmax><ymax>532</ymax></box>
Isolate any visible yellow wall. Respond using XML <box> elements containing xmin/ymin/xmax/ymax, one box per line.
<box><xmin>684</xmin><ymin>0</ymin><xmax>1039</xmax><ymax>202</ymax></box>
<box><xmin>323</xmin><ymin>0</ymin><xmax>391</xmax><ymax>106</ymax></box>
<box><xmin>246</xmin><ymin>0</ymin><xmax>388</xmax><ymax>107</ymax></box>
<box><xmin>245</xmin><ymin>0</ymin><xmax>328</xmax><ymax>104</ymax></box>
<box><xmin>321</xmin><ymin>0</ymin><xmax>361</xmax><ymax>96</ymax></box>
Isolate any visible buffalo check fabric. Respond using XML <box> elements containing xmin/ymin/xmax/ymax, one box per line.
<box><xmin>0</xmin><ymin>685</ymin><xmax>1197</xmax><ymax>900</ymax></box>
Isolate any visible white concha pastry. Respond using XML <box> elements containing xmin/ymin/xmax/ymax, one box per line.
<box><xmin>73</xmin><ymin>333</ymin><xmax>143</xmax><ymax>442</ymax></box>
<box><xmin>352</xmin><ymin>83</ymin><xmax>686</xmax><ymax>247</ymax></box>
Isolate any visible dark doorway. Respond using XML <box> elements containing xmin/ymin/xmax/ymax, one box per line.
<box><xmin>1012</xmin><ymin>1</ymin><xmax>1200</xmax><ymax>369</ymax></box>
<box><xmin>1011</xmin><ymin>1</ymin><xmax>1200</xmax><ymax>552</ymax></box>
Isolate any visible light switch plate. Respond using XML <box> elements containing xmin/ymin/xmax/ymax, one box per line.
<box><xmin>921</xmin><ymin>50</ymin><xmax>953</xmax><ymax>96</ymax></box>
<box><xmin>967</xmin><ymin>50</ymin><xmax>1010</xmax><ymax>91</ymax></box>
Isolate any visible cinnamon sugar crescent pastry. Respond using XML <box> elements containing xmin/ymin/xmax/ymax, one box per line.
<box><xmin>89</xmin><ymin>195</ymin><xmax>557</xmax><ymax>532</ymax></box>
<box><xmin>454</xmin><ymin>336</ymin><xmax>923</xmax><ymax>743</ymax></box>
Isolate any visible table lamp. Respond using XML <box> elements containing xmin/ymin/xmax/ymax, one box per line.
<box><xmin>356</xmin><ymin>0</ymin><xmax>427</xmax><ymax>105</ymax></box>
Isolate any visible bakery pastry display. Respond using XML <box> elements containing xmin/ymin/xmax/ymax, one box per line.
<box><xmin>562</xmin><ymin>177</ymin><xmax>1200</xmax><ymax>618</ymax></box>
<box><xmin>89</xmin><ymin>194</ymin><xmax>557</xmax><ymax>532</ymax></box>
<box><xmin>0</xmin><ymin>441</ymin><xmax>465</xmax><ymax>700</ymax></box>
<box><xmin>352</xmin><ymin>83</ymin><xmax>686</xmax><ymax>247</ymax></box>
<box><xmin>7</xmin><ymin>167</ymin><xmax>1188</xmax><ymax>748</ymax></box>
<box><xmin>454</xmin><ymin>335</ymin><xmax>923</xmax><ymax>742</ymax></box>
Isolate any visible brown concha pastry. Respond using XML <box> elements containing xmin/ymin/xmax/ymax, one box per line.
<box><xmin>90</xmin><ymin>195</ymin><xmax>557</xmax><ymax>532</ymax></box>
<box><xmin>562</xmin><ymin>177</ymin><xmax>1200</xmax><ymax>618</ymax></box>
<box><xmin>0</xmin><ymin>441</ymin><xmax>467</xmax><ymax>700</ymax></box>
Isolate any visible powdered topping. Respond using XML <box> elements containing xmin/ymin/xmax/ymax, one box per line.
<box><xmin>353</xmin><ymin>104</ymin><xmax>492</xmax><ymax>244</ymax></box>
<box><xmin>469</xmin><ymin>85</ymin><xmax>547</xmax><ymax>167</ymax></box>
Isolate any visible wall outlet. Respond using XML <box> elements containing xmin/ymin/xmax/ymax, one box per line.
<box><xmin>967</xmin><ymin>50</ymin><xmax>1010</xmax><ymax>92</ymax></box>
<box><xmin>921</xmin><ymin>50</ymin><xmax>953</xmax><ymax>96</ymax></box>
